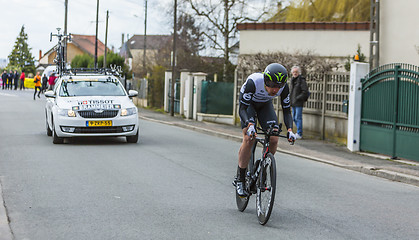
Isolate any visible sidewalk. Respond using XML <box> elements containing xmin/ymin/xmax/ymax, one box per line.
<box><xmin>138</xmin><ymin>108</ymin><xmax>419</xmax><ymax>187</ymax></box>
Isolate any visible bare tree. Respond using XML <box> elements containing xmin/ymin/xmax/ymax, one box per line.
<box><xmin>184</xmin><ymin>0</ymin><xmax>271</xmax><ymax>81</ymax></box>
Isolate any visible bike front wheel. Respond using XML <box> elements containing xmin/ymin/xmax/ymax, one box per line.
<box><xmin>256</xmin><ymin>152</ymin><xmax>277</xmax><ymax>225</ymax></box>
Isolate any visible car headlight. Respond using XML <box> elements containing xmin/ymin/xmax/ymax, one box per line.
<box><xmin>58</xmin><ymin>109</ymin><xmax>76</xmax><ymax>117</ymax></box>
<box><xmin>121</xmin><ymin>107</ymin><xmax>137</xmax><ymax>116</ymax></box>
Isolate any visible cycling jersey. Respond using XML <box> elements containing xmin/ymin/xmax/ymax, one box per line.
<box><xmin>239</xmin><ymin>72</ymin><xmax>293</xmax><ymax>130</ymax></box>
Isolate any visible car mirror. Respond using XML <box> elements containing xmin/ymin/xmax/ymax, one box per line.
<box><xmin>128</xmin><ymin>90</ymin><xmax>138</xmax><ymax>98</ymax></box>
<box><xmin>45</xmin><ymin>90</ymin><xmax>56</xmax><ymax>98</ymax></box>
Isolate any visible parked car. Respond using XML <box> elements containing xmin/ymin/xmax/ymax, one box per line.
<box><xmin>45</xmin><ymin>69</ymin><xmax>139</xmax><ymax>144</ymax></box>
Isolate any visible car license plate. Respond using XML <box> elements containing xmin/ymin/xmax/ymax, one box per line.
<box><xmin>86</xmin><ymin>120</ymin><xmax>112</xmax><ymax>127</ymax></box>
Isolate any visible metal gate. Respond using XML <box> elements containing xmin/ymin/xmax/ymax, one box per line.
<box><xmin>360</xmin><ymin>63</ymin><xmax>419</xmax><ymax>161</ymax></box>
<box><xmin>168</xmin><ymin>78</ymin><xmax>180</xmax><ymax>113</ymax></box>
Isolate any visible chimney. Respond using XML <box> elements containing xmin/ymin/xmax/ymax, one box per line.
<box><xmin>39</xmin><ymin>50</ymin><xmax>42</xmax><ymax>60</ymax></box>
<box><xmin>122</xmin><ymin>33</ymin><xmax>125</xmax><ymax>45</ymax></box>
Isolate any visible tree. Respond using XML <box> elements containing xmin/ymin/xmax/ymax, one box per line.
<box><xmin>175</xmin><ymin>13</ymin><xmax>205</xmax><ymax>71</ymax></box>
<box><xmin>184</xmin><ymin>0</ymin><xmax>271</xmax><ymax>81</ymax></box>
<box><xmin>70</xmin><ymin>54</ymin><xmax>94</xmax><ymax>68</ymax></box>
<box><xmin>267</xmin><ymin>0</ymin><xmax>370</xmax><ymax>22</ymax></box>
<box><xmin>71</xmin><ymin>52</ymin><xmax>131</xmax><ymax>78</ymax></box>
<box><xmin>147</xmin><ymin>65</ymin><xmax>166</xmax><ymax>108</ymax></box>
<box><xmin>98</xmin><ymin>52</ymin><xmax>131</xmax><ymax>78</ymax></box>
<box><xmin>238</xmin><ymin>51</ymin><xmax>339</xmax><ymax>76</ymax></box>
<box><xmin>344</xmin><ymin>44</ymin><xmax>367</xmax><ymax>71</ymax></box>
<box><xmin>7</xmin><ymin>25</ymin><xmax>35</xmax><ymax>74</ymax></box>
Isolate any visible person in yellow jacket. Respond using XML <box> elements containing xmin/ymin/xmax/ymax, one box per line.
<box><xmin>33</xmin><ymin>72</ymin><xmax>42</xmax><ymax>100</ymax></box>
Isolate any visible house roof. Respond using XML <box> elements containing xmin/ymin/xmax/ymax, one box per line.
<box><xmin>41</xmin><ymin>34</ymin><xmax>107</xmax><ymax>59</ymax></box>
<box><xmin>70</xmin><ymin>34</ymin><xmax>107</xmax><ymax>56</ymax></box>
<box><xmin>127</xmin><ymin>35</ymin><xmax>171</xmax><ymax>50</ymax></box>
<box><xmin>237</xmin><ymin>22</ymin><xmax>370</xmax><ymax>31</ymax></box>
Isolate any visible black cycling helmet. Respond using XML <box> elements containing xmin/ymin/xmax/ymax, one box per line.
<box><xmin>263</xmin><ymin>63</ymin><xmax>288</xmax><ymax>88</ymax></box>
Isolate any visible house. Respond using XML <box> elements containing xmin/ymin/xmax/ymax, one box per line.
<box><xmin>237</xmin><ymin>21</ymin><xmax>370</xmax><ymax>69</ymax></box>
<box><xmin>38</xmin><ymin>34</ymin><xmax>107</xmax><ymax>66</ymax></box>
<box><xmin>237</xmin><ymin>0</ymin><xmax>419</xmax><ymax>68</ymax></box>
<box><xmin>120</xmin><ymin>35</ymin><xmax>172</xmax><ymax>77</ymax></box>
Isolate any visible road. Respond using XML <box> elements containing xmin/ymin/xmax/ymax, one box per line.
<box><xmin>1</xmin><ymin>90</ymin><xmax>419</xmax><ymax>240</ymax></box>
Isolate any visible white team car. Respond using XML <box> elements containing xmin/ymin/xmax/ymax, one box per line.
<box><xmin>45</xmin><ymin>71</ymin><xmax>139</xmax><ymax>144</ymax></box>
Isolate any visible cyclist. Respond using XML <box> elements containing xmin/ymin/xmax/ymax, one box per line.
<box><xmin>236</xmin><ymin>63</ymin><xmax>296</xmax><ymax>197</ymax></box>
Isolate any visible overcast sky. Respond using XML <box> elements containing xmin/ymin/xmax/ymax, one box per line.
<box><xmin>0</xmin><ymin>0</ymin><xmax>173</xmax><ymax>60</ymax></box>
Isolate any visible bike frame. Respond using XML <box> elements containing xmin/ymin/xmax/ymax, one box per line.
<box><xmin>248</xmin><ymin>125</ymin><xmax>284</xmax><ymax>193</ymax></box>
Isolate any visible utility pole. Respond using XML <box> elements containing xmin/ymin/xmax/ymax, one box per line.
<box><xmin>64</xmin><ymin>0</ymin><xmax>68</xmax><ymax>63</ymax></box>
<box><xmin>143</xmin><ymin>0</ymin><xmax>147</xmax><ymax>76</ymax></box>
<box><xmin>170</xmin><ymin>0</ymin><xmax>177</xmax><ymax>116</ymax></box>
<box><xmin>94</xmin><ymin>0</ymin><xmax>99</xmax><ymax>68</ymax></box>
<box><xmin>369</xmin><ymin>0</ymin><xmax>380</xmax><ymax>70</ymax></box>
<box><xmin>104</xmin><ymin>10</ymin><xmax>109</xmax><ymax>68</ymax></box>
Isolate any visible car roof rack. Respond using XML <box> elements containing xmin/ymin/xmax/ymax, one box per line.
<box><xmin>61</xmin><ymin>66</ymin><xmax>122</xmax><ymax>77</ymax></box>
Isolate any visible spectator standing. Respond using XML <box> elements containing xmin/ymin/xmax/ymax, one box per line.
<box><xmin>7</xmin><ymin>70</ymin><xmax>13</xmax><ymax>89</ymax></box>
<box><xmin>48</xmin><ymin>72</ymin><xmax>57</xmax><ymax>90</ymax></box>
<box><xmin>41</xmin><ymin>74</ymin><xmax>48</xmax><ymax>93</ymax></box>
<box><xmin>13</xmin><ymin>70</ymin><xmax>19</xmax><ymax>90</ymax></box>
<box><xmin>290</xmin><ymin>66</ymin><xmax>309</xmax><ymax>139</ymax></box>
<box><xmin>1</xmin><ymin>70</ymin><xmax>7</xmax><ymax>89</ymax></box>
<box><xmin>33</xmin><ymin>72</ymin><xmax>42</xmax><ymax>100</ymax></box>
<box><xmin>20</xmin><ymin>71</ymin><xmax>26</xmax><ymax>90</ymax></box>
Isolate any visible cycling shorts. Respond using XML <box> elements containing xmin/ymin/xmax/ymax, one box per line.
<box><xmin>240</xmin><ymin>100</ymin><xmax>279</xmax><ymax>130</ymax></box>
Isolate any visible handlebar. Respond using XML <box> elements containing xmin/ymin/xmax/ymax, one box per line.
<box><xmin>255</xmin><ymin>123</ymin><xmax>295</xmax><ymax>145</ymax></box>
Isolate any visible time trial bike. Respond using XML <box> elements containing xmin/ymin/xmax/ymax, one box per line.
<box><xmin>233</xmin><ymin>123</ymin><xmax>292</xmax><ymax>225</ymax></box>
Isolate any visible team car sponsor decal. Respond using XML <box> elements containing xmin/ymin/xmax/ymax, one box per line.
<box><xmin>76</xmin><ymin>100</ymin><xmax>121</xmax><ymax>110</ymax></box>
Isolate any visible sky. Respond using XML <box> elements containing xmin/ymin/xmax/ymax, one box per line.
<box><xmin>0</xmin><ymin>0</ymin><xmax>173</xmax><ymax>60</ymax></box>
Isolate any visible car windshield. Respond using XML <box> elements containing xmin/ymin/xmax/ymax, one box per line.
<box><xmin>59</xmin><ymin>78</ymin><xmax>126</xmax><ymax>97</ymax></box>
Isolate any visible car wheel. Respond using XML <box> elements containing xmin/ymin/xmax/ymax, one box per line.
<box><xmin>126</xmin><ymin>129</ymin><xmax>139</xmax><ymax>143</ymax></box>
<box><xmin>52</xmin><ymin>118</ymin><xmax>64</xmax><ymax>144</ymax></box>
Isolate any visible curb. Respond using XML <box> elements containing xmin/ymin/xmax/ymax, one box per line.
<box><xmin>140</xmin><ymin>116</ymin><xmax>419</xmax><ymax>187</ymax></box>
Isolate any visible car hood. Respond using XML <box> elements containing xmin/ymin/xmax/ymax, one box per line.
<box><xmin>56</xmin><ymin>96</ymin><xmax>136</xmax><ymax>110</ymax></box>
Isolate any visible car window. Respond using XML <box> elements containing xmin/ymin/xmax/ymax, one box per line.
<box><xmin>59</xmin><ymin>79</ymin><xmax>126</xmax><ymax>97</ymax></box>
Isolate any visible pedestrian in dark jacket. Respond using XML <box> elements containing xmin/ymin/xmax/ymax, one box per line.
<box><xmin>1</xmin><ymin>70</ymin><xmax>7</xmax><ymax>89</ymax></box>
<box><xmin>41</xmin><ymin>74</ymin><xmax>48</xmax><ymax>93</ymax></box>
<box><xmin>13</xmin><ymin>70</ymin><xmax>19</xmax><ymax>90</ymax></box>
<box><xmin>290</xmin><ymin>66</ymin><xmax>309</xmax><ymax>139</ymax></box>
<box><xmin>7</xmin><ymin>70</ymin><xmax>13</xmax><ymax>89</ymax></box>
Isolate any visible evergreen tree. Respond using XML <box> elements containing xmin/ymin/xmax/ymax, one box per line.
<box><xmin>7</xmin><ymin>25</ymin><xmax>35</xmax><ymax>73</ymax></box>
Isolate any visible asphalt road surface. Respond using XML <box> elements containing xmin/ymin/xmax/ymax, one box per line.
<box><xmin>1</xmin><ymin>90</ymin><xmax>419</xmax><ymax>240</ymax></box>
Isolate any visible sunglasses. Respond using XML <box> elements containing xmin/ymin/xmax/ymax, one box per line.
<box><xmin>265</xmin><ymin>80</ymin><xmax>285</xmax><ymax>88</ymax></box>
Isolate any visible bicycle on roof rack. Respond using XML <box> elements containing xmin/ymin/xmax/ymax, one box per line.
<box><xmin>233</xmin><ymin>123</ymin><xmax>293</xmax><ymax>225</ymax></box>
<box><xmin>50</xmin><ymin>29</ymin><xmax>122</xmax><ymax>78</ymax></box>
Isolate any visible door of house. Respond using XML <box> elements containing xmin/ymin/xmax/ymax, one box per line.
<box><xmin>360</xmin><ymin>63</ymin><xmax>419</xmax><ymax>161</ymax></box>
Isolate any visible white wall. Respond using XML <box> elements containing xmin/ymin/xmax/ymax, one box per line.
<box><xmin>380</xmin><ymin>0</ymin><xmax>419</xmax><ymax>65</ymax></box>
<box><xmin>239</xmin><ymin>30</ymin><xmax>370</xmax><ymax>58</ymax></box>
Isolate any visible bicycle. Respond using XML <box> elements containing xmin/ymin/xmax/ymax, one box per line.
<box><xmin>233</xmin><ymin>123</ymin><xmax>292</xmax><ymax>225</ymax></box>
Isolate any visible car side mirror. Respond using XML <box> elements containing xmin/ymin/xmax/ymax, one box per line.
<box><xmin>128</xmin><ymin>90</ymin><xmax>138</xmax><ymax>98</ymax></box>
<box><xmin>45</xmin><ymin>90</ymin><xmax>56</xmax><ymax>98</ymax></box>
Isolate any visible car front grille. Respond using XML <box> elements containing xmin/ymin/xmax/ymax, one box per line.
<box><xmin>78</xmin><ymin>110</ymin><xmax>119</xmax><ymax>118</ymax></box>
<box><xmin>73</xmin><ymin>126</ymin><xmax>124</xmax><ymax>133</ymax></box>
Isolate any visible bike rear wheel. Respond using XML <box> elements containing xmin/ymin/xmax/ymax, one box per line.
<box><xmin>256</xmin><ymin>152</ymin><xmax>276</xmax><ymax>225</ymax></box>
<box><xmin>235</xmin><ymin>146</ymin><xmax>256</xmax><ymax>212</ymax></box>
